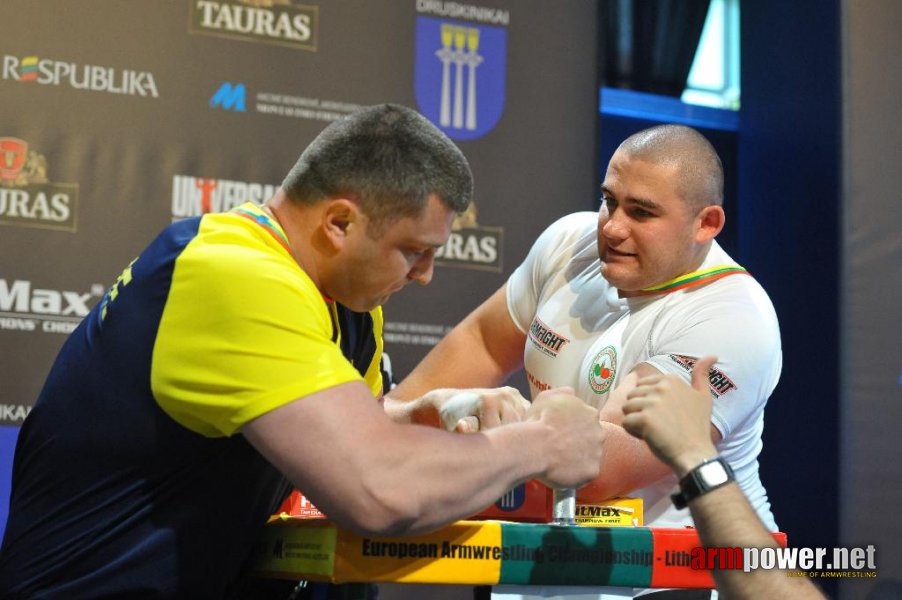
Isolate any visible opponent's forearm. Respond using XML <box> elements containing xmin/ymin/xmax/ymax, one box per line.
<box><xmin>392</xmin><ymin>286</ymin><xmax>525</xmax><ymax>402</ymax></box>
<box><xmin>577</xmin><ymin>422</ymin><xmax>670</xmax><ymax>502</ymax></box>
<box><xmin>688</xmin><ymin>484</ymin><xmax>826</xmax><ymax>599</ymax></box>
<box><xmin>392</xmin><ymin>330</ymin><xmax>514</xmax><ymax>402</ymax></box>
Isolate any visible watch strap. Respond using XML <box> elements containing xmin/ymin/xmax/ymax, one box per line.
<box><xmin>671</xmin><ymin>456</ymin><xmax>735</xmax><ymax>509</ymax></box>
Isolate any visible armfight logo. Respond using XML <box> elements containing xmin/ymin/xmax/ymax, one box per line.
<box><xmin>190</xmin><ymin>0</ymin><xmax>319</xmax><ymax>51</ymax></box>
<box><xmin>0</xmin><ymin>278</ymin><xmax>104</xmax><ymax>336</ymax></box>
<box><xmin>172</xmin><ymin>174</ymin><xmax>278</xmax><ymax>220</ymax></box>
<box><xmin>528</xmin><ymin>316</ymin><xmax>571</xmax><ymax>358</ymax></box>
<box><xmin>1</xmin><ymin>138</ymin><xmax>78</xmax><ymax>231</ymax></box>
<box><xmin>414</xmin><ymin>1</ymin><xmax>508</xmax><ymax>141</ymax></box>
<box><xmin>668</xmin><ymin>354</ymin><xmax>738</xmax><ymax>398</ymax></box>
<box><xmin>434</xmin><ymin>202</ymin><xmax>502</xmax><ymax>272</ymax></box>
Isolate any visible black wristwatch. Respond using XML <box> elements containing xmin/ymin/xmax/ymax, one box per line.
<box><xmin>671</xmin><ymin>456</ymin><xmax>735</xmax><ymax>509</ymax></box>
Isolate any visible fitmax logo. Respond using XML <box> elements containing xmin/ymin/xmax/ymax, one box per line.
<box><xmin>210</xmin><ymin>82</ymin><xmax>246</xmax><ymax>111</ymax></box>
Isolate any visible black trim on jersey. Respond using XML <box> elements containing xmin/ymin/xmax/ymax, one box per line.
<box><xmin>333</xmin><ymin>304</ymin><xmax>378</xmax><ymax>380</ymax></box>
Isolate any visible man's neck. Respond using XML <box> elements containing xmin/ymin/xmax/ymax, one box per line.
<box><xmin>618</xmin><ymin>243</ymin><xmax>713</xmax><ymax>298</ymax></box>
<box><xmin>264</xmin><ymin>190</ymin><xmax>323</xmax><ymax>290</ymax></box>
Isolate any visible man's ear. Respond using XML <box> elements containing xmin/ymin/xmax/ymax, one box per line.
<box><xmin>321</xmin><ymin>198</ymin><xmax>361</xmax><ymax>248</ymax></box>
<box><xmin>695</xmin><ymin>205</ymin><xmax>725</xmax><ymax>243</ymax></box>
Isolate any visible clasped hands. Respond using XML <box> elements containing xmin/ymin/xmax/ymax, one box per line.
<box><xmin>421</xmin><ymin>385</ymin><xmax>596</xmax><ymax>434</ymax></box>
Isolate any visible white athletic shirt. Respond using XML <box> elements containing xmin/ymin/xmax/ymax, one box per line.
<box><xmin>506</xmin><ymin>212</ymin><xmax>782</xmax><ymax>531</ymax></box>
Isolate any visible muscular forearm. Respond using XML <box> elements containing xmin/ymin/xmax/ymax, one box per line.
<box><xmin>593</xmin><ymin>361</ymin><xmax>722</xmax><ymax>501</ymax></box>
<box><xmin>338</xmin><ymin>421</ymin><xmax>553</xmax><ymax>535</ymax></box>
<box><xmin>687</xmin><ymin>483</ymin><xmax>826</xmax><ymax>599</ymax></box>
<box><xmin>245</xmin><ymin>382</ymin><xmax>600</xmax><ymax>538</ymax></box>
<box><xmin>253</xmin><ymin>415</ymin><xmax>548</xmax><ymax>536</ymax></box>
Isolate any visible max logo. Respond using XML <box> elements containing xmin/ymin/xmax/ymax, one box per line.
<box><xmin>0</xmin><ymin>279</ymin><xmax>95</xmax><ymax>317</ymax></box>
<box><xmin>576</xmin><ymin>506</ymin><xmax>621</xmax><ymax>517</ymax></box>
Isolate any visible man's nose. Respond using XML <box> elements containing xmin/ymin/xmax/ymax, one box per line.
<box><xmin>408</xmin><ymin>251</ymin><xmax>435</xmax><ymax>286</ymax></box>
<box><xmin>601</xmin><ymin>211</ymin><xmax>629</xmax><ymax>241</ymax></box>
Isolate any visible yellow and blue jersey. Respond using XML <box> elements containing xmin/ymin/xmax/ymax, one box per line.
<box><xmin>0</xmin><ymin>203</ymin><xmax>383</xmax><ymax>597</ymax></box>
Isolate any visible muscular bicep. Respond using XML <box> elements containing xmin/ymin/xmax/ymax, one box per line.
<box><xmin>240</xmin><ymin>380</ymin><xmax>433</xmax><ymax>534</ymax></box>
<box><xmin>579</xmin><ymin>363</ymin><xmax>722</xmax><ymax>502</ymax></box>
<box><xmin>241</xmin><ymin>381</ymin><xmax>388</xmax><ymax>504</ymax></box>
<box><xmin>600</xmin><ymin>362</ymin><xmax>722</xmax><ymax>442</ymax></box>
<box><xmin>597</xmin><ymin>363</ymin><xmax>658</xmax><ymax>423</ymax></box>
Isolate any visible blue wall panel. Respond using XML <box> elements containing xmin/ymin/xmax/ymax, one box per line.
<box><xmin>739</xmin><ymin>4</ymin><xmax>841</xmax><ymax>597</ymax></box>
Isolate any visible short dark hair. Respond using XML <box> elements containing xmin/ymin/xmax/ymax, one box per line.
<box><xmin>281</xmin><ymin>104</ymin><xmax>473</xmax><ymax>230</ymax></box>
<box><xmin>618</xmin><ymin>124</ymin><xmax>724</xmax><ymax>211</ymax></box>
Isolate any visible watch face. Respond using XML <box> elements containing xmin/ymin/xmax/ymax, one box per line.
<box><xmin>697</xmin><ymin>461</ymin><xmax>730</xmax><ymax>487</ymax></box>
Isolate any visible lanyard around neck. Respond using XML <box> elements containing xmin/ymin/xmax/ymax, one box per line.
<box><xmin>636</xmin><ymin>265</ymin><xmax>749</xmax><ymax>296</ymax></box>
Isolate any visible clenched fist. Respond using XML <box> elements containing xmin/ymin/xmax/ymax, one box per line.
<box><xmin>526</xmin><ymin>387</ymin><xmax>604</xmax><ymax>489</ymax></box>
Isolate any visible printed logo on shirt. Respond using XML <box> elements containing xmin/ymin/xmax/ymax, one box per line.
<box><xmin>0</xmin><ymin>138</ymin><xmax>79</xmax><ymax>231</ymax></box>
<box><xmin>527</xmin><ymin>316</ymin><xmax>570</xmax><ymax>358</ymax></box>
<box><xmin>587</xmin><ymin>345</ymin><xmax>617</xmax><ymax>395</ymax></box>
<box><xmin>526</xmin><ymin>369</ymin><xmax>551</xmax><ymax>392</ymax></box>
<box><xmin>99</xmin><ymin>259</ymin><xmax>137</xmax><ymax>322</ymax></box>
<box><xmin>667</xmin><ymin>354</ymin><xmax>738</xmax><ymax>398</ymax></box>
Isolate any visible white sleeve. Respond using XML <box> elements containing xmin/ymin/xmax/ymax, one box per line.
<box><xmin>643</xmin><ymin>279</ymin><xmax>782</xmax><ymax>438</ymax></box>
<box><xmin>505</xmin><ymin>212</ymin><xmax>597</xmax><ymax>334</ymax></box>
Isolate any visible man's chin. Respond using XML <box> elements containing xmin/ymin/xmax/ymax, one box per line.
<box><xmin>600</xmin><ymin>266</ymin><xmax>644</xmax><ymax>295</ymax></box>
<box><xmin>332</xmin><ymin>296</ymin><xmax>378</xmax><ymax>312</ymax></box>
<box><xmin>356</xmin><ymin>295</ymin><xmax>392</xmax><ymax>312</ymax></box>
<box><xmin>600</xmin><ymin>264</ymin><xmax>628</xmax><ymax>286</ymax></box>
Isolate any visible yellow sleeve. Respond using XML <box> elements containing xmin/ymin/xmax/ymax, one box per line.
<box><xmin>151</xmin><ymin>216</ymin><xmax>363</xmax><ymax>437</ymax></box>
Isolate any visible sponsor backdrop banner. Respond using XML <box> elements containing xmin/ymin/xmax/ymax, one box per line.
<box><xmin>0</xmin><ymin>1</ymin><xmax>598</xmax><ymax>537</ymax></box>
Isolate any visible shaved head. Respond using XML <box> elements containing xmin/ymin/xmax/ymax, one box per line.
<box><xmin>617</xmin><ymin>124</ymin><xmax>724</xmax><ymax>212</ymax></box>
